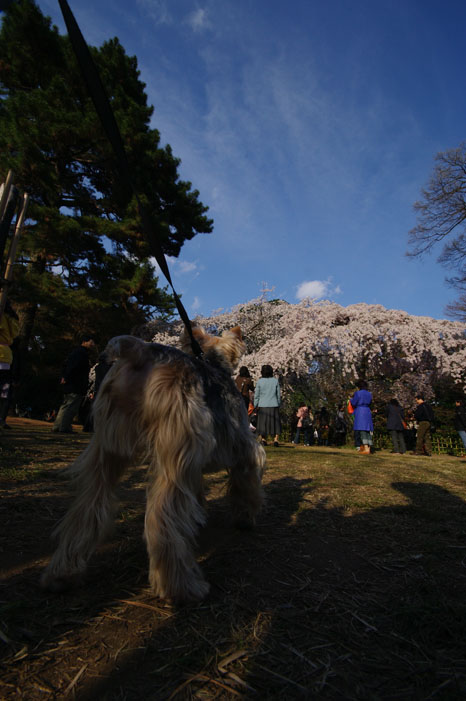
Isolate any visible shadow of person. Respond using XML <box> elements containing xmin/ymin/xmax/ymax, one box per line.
<box><xmin>5</xmin><ymin>473</ymin><xmax>466</xmax><ymax>700</ymax></box>
<box><xmin>392</xmin><ymin>479</ymin><xmax>466</xmax><ymax>513</ymax></box>
<box><xmin>237</xmin><ymin>479</ymin><xmax>466</xmax><ymax>698</ymax></box>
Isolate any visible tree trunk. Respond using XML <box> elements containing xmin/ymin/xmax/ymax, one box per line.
<box><xmin>19</xmin><ymin>300</ymin><xmax>38</xmax><ymax>351</ymax></box>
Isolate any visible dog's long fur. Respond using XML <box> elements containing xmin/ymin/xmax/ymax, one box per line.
<box><xmin>41</xmin><ymin>325</ymin><xmax>265</xmax><ymax>602</ymax></box>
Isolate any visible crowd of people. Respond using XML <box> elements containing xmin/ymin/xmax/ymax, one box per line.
<box><xmin>0</xmin><ymin>307</ymin><xmax>111</xmax><ymax>434</ymax></box>
<box><xmin>235</xmin><ymin>365</ymin><xmax>466</xmax><ymax>457</ymax></box>
<box><xmin>46</xmin><ymin>351</ymin><xmax>466</xmax><ymax>454</ymax></box>
<box><xmin>1</xmin><ymin>308</ymin><xmax>466</xmax><ymax>458</ymax></box>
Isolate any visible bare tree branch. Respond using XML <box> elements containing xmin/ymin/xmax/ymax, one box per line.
<box><xmin>407</xmin><ymin>142</ymin><xmax>466</xmax><ymax>318</ymax></box>
<box><xmin>407</xmin><ymin>142</ymin><xmax>466</xmax><ymax>259</ymax></box>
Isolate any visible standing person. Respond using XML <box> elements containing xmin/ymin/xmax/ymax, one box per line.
<box><xmin>53</xmin><ymin>334</ymin><xmax>95</xmax><ymax>434</ymax></box>
<box><xmin>413</xmin><ymin>395</ymin><xmax>435</xmax><ymax>456</ymax></box>
<box><xmin>307</xmin><ymin>407</ymin><xmax>315</xmax><ymax>445</ymax></box>
<box><xmin>386</xmin><ymin>398</ymin><xmax>407</xmax><ymax>454</ymax></box>
<box><xmin>82</xmin><ymin>351</ymin><xmax>113</xmax><ymax>433</ymax></box>
<box><xmin>404</xmin><ymin>411</ymin><xmax>417</xmax><ymax>451</ymax></box>
<box><xmin>350</xmin><ymin>380</ymin><xmax>373</xmax><ymax>455</ymax></box>
<box><xmin>454</xmin><ymin>399</ymin><xmax>466</xmax><ymax>456</ymax></box>
<box><xmin>235</xmin><ymin>366</ymin><xmax>254</xmax><ymax>411</ymax></box>
<box><xmin>333</xmin><ymin>404</ymin><xmax>348</xmax><ymax>447</ymax></box>
<box><xmin>293</xmin><ymin>403</ymin><xmax>312</xmax><ymax>446</ymax></box>
<box><xmin>0</xmin><ymin>300</ymin><xmax>20</xmax><ymax>429</ymax></box>
<box><xmin>316</xmin><ymin>407</ymin><xmax>330</xmax><ymax>446</ymax></box>
<box><xmin>254</xmin><ymin>364</ymin><xmax>281</xmax><ymax>447</ymax></box>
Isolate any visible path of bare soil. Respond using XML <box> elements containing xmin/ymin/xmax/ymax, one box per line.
<box><xmin>1</xmin><ymin>419</ymin><xmax>466</xmax><ymax>699</ymax></box>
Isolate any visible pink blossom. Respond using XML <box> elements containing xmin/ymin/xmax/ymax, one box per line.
<box><xmin>148</xmin><ymin>295</ymin><xmax>466</xmax><ymax>408</ymax></box>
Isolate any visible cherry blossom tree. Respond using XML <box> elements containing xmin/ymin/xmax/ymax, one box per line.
<box><xmin>147</xmin><ymin>294</ymin><xmax>466</xmax><ymax>412</ymax></box>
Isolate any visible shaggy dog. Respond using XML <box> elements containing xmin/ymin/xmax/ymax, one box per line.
<box><xmin>41</xmin><ymin>325</ymin><xmax>265</xmax><ymax>602</ymax></box>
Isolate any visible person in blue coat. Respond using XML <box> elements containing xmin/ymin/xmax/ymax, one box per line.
<box><xmin>350</xmin><ymin>379</ymin><xmax>373</xmax><ymax>455</ymax></box>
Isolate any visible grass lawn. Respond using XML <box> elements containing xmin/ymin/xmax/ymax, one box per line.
<box><xmin>1</xmin><ymin>418</ymin><xmax>466</xmax><ymax>699</ymax></box>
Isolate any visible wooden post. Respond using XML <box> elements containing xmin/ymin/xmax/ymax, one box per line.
<box><xmin>0</xmin><ymin>192</ymin><xmax>29</xmax><ymax>320</ymax></box>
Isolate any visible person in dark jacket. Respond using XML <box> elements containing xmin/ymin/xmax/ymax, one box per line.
<box><xmin>53</xmin><ymin>334</ymin><xmax>95</xmax><ymax>434</ymax></box>
<box><xmin>82</xmin><ymin>352</ymin><xmax>113</xmax><ymax>432</ymax></box>
<box><xmin>454</xmin><ymin>399</ymin><xmax>466</xmax><ymax>455</ymax></box>
<box><xmin>333</xmin><ymin>405</ymin><xmax>348</xmax><ymax>446</ymax></box>
<box><xmin>386</xmin><ymin>398</ymin><xmax>406</xmax><ymax>454</ymax></box>
<box><xmin>294</xmin><ymin>403</ymin><xmax>312</xmax><ymax>446</ymax></box>
<box><xmin>413</xmin><ymin>395</ymin><xmax>435</xmax><ymax>456</ymax></box>
<box><xmin>316</xmin><ymin>406</ymin><xmax>330</xmax><ymax>446</ymax></box>
<box><xmin>235</xmin><ymin>366</ymin><xmax>254</xmax><ymax>410</ymax></box>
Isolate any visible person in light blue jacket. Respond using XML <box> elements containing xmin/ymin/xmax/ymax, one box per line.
<box><xmin>254</xmin><ymin>364</ymin><xmax>281</xmax><ymax>447</ymax></box>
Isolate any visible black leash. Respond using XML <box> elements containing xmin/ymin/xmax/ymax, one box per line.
<box><xmin>57</xmin><ymin>0</ymin><xmax>203</xmax><ymax>357</ymax></box>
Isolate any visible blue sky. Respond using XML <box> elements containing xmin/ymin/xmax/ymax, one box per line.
<box><xmin>38</xmin><ymin>0</ymin><xmax>466</xmax><ymax>320</ymax></box>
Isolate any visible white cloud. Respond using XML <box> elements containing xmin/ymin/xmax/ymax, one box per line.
<box><xmin>150</xmin><ymin>256</ymin><xmax>198</xmax><ymax>277</ymax></box>
<box><xmin>136</xmin><ymin>0</ymin><xmax>172</xmax><ymax>25</ymax></box>
<box><xmin>178</xmin><ymin>260</ymin><xmax>198</xmax><ymax>274</ymax></box>
<box><xmin>186</xmin><ymin>8</ymin><xmax>211</xmax><ymax>32</ymax></box>
<box><xmin>191</xmin><ymin>296</ymin><xmax>201</xmax><ymax>311</ymax></box>
<box><xmin>296</xmin><ymin>279</ymin><xmax>341</xmax><ymax>301</ymax></box>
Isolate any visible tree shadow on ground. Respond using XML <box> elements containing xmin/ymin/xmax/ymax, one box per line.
<box><xmin>2</xmin><ymin>467</ymin><xmax>466</xmax><ymax>699</ymax></box>
<box><xmin>236</xmin><ymin>478</ymin><xmax>466</xmax><ymax>699</ymax></box>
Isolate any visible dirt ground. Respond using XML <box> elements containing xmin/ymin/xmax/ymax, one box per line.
<box><xmin>2</xmin><ymin>419</ymin><xmax>466</xmax><ymax>699</ymax></box>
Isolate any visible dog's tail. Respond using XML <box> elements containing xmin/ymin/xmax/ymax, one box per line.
<box><xmin>104</xmin><ymin>335</ymin><xmax>149</xmax><ymax>368</ymax></box>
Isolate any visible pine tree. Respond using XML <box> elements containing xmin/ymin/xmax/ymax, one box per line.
<box><xmin>0</xmin><ymin>0</ymin><xmax>213</xmax><ymax>413</ymax></box>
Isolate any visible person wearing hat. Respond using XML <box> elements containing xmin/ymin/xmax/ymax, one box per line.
<box><xmin>53</xmin><ymin>334</ymin><xmax>95</xmax><ymax>434</ymax></box>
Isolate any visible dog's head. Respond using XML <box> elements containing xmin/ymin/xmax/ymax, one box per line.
<box><xmin>180</xmin><ymin>324</ymin><xmax>246</xmax><ymax>372</ymax></box>
<box><xmin>104</xmin><ymin>335</ymin><xmax>149</xmax><ymax>367</ymax></box>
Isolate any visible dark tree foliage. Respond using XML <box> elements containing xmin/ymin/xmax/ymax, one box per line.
<box><xmin>0</xmin><ymin>0</ymin><xmax>213</xmax><ymax>414</ymax></box>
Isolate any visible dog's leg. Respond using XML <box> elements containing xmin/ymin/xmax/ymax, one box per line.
<box><xmin>41</xmin><ymin>439</ymin><xmax>130</xmax><ymax>592</ymax></box>
<box><xmin>143</xmin><ymin>369</ymin><xmax>215</xmax><ymax>602</ymax></box>
<box><xmin>145</xmin><ymin>467</ymin><xmax>209</xmax><ymax>602</ymax></box>
<box><xmin>41</xmin><ymin>376</ymin><xmax>140</xmax><ymax>592</ymax></box>
<box><xmin>227</xmin><ymin>438</ymin><xmax>265</xmax><ymax>529</ymax></box>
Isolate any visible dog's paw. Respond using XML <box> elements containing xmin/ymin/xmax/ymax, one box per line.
<box><xmin>171</xmin><ymin>579</ymin><xmax>210</xmax><ymax>605</ymax></box>
<box><xmin>40</xmin><ymin>570</ymin><xmax>77</xmax><ymax>593</ymax></box>
<box><xmin>232</xmin><ymin>511</ymin><xmax>256</xmax><ymax>531</ymax></box>
<box><xmin>234</xmin><ymin>516</ymin><xmax>255</xmax><ymax>531</ymax></box>
<box><xmin>150</xmin><ymin>569</ymin><xmax>210</xmax><ymax>603</ymax></box>
<box><xmin>187</xmin><ymin>577</ymin><xmax>210</xmax><ymax>602</ymax></box>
